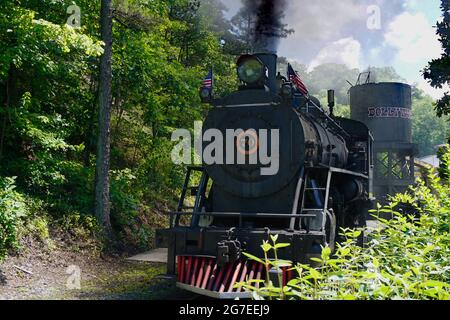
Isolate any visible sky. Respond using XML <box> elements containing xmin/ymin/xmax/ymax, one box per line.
<box><xmin>221</xmin><ymin>0</ymin><xmax>447</xmax><ymax>99</ymax></box>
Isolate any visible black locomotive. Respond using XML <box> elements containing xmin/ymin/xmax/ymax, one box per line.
<box><xmin>156</xmin><ymin>53</ymin><xmax>374</xmax><ymax>299</ymax></box>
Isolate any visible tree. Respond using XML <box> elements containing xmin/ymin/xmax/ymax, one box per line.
<box><xmin>0</xmin><ymin>1</ymin><xmax>103</xmax><ymax>207</ymax></box>
<box><xmin>412</xmin><ymin>88</ymin><xmax>449</xmax><ymax>156</ymax></box>
<box><xmin>198</xmin><ymin>0</ymin><xmax>230</xmax><ymax>34</ymax></box>
<box><xmin>0</xmin><ymin>0</ymin><xmax>237</xmax><ymax>250</ymax></box>
<box><xmin>95</xmin><ymin>0</ymin><xmax>114</xmax><ymax>235</ymax></box>
<box><xmin>424</xmin><ymin>0</ymin><xmax>450</xmax><ymax>117</ymax></box>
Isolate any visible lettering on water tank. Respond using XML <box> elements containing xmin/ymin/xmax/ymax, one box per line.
<box><xmin>368</xmin><ymin>107</ymin><xmax>412</xmax><ymax>119</ymax></box>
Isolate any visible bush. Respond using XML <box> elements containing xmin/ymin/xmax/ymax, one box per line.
<box><xmin>0</xmin><ymin>177</ymin><xmax>28</xmax><ymax>259</ymax></box>
<box><xmin>109</xmin><ymin>169</ymin><xmax>152</xmax><ymax>250</ymax></box>
<box><xmin>25</xmin><ymin>216</ymin><xmax>50</xmax><ymax>242</ymax></box>
<box><xmin>239</xmin><ymin>161</ymin><xmax>450</xmax><ymax>300</ymax></box>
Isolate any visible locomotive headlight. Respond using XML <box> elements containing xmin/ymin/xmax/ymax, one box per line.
<box><xmin>237</xmin><ymin>55</ymin><xmax>265</xmax><ymax>85</ymax></box>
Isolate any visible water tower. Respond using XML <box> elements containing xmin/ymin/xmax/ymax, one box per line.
<box><xmin>350</xmin><ymin>82</ymin><xmax>416</xmax><ymax>201</ymax></box>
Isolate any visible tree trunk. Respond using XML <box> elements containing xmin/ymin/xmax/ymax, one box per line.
<box><xmin>95</xmin><ymin>0</ymin><xmax>113</xmax><ymax>236</ymax></box>
<box><xmin>83</xmin><ymin>76</ymin><xmax>99</xmax><ymax>167</ymax></box>
<box><xmin>0</xmin><ymin>65</ymin><xmax>17</xmax><ymax>161</ymax></box>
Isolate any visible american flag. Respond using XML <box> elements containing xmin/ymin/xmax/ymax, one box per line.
<box><xmin>287</xmin><ymin>63</ymin><xmax>309</xmax><ymax>96</ymax></box>
<box><xmin>202</xmin><ymin>69</ymin><xmax>213</xmax><ymax>88</ymax></box>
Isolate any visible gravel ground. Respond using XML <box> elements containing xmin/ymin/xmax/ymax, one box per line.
<box><xmin>0</xmin><ymin>237</ymin><xmax>193</xmax><ymax>300</ymax></box>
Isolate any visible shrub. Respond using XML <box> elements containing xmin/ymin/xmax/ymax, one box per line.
<box><xmin>0</xmin><ymin>177</ymin><xmax>28</xmax><ymax>259</ymax></box>
<box><xmin>59</xmin><ymin>212</ymin><xmax>99</xmax><ymax>240</ymax></box>
<box><xmin>109</xmin><ymin>169</ymin><xmax>152</xmax><ymax>250</ymax></box>
<box><xmin>26</xmin><ymin>216</ymin><xmax>50</xmax><ymax>242</ymax></box>
<box><xmin>110</xmin><ymin>169</ymin><xmax>140</xmax><ymax>226</ymax></box>
<box><xmin>239</xmin><ymin>163</ymin><xmax>450</xmax><ymax>300</ymax></box>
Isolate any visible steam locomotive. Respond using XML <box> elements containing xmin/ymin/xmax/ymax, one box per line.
<box><xmin>156</xmin><ymin>53</ymin><xmax>374</xmax><ymax>299</ymax></box>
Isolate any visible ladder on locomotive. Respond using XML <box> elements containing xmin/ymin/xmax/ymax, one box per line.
<box><xmin>295</xmin><ymin>168</ymin><xmax>333</xmax><ymax>233</ymax></box>
<box><xmin>175</xmin><ymin>166</ymin><xmax>209</xmax><ymax>227</ymax></box>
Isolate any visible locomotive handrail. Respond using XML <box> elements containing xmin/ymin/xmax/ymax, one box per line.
<box><xmin>168</xmin><ymin>211</ymin><xmax>320</xmax><ymax>230</ymax></box>
<box><xmin>297</xmin><ymin>93</ymin><xmax>351</xmax><ymax>139</ymax></box>
<box><xmin>168</xmin><ymin>211</ymin><xmax>318</xmax><ymax>228</ymax></box>
<box><xmin>328</xmin><ymin>166</ymin><xmax>369</xmax><ymax>179</ymax></box>
<box><xmin>167</xmin><ymin>212</ymin><xmax>317</xmax><ymax>218</ymax></box>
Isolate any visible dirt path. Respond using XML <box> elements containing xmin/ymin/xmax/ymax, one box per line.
<box><xmin>0</xmin><ymin>239</ymin><xmax>193</xmax><ymax>300</ymax></box>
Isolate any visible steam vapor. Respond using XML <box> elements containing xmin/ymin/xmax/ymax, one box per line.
<box><xmin>231</xmin><ymin>0</ymin><xmax>410</xmax><ymax>64</ymax></box>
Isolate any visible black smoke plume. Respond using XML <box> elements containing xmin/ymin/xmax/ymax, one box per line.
<box><xmin>243</xmin><ymin>0</ymin><xmax>293</xmax><ymax>52</ymax></box>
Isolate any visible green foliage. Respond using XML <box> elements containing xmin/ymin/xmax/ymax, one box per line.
<box><xmin>0</xmin><ymin>177</ymin><xmax>28</xmax><ymax>259</ymax></box>
<box><xmin>424</xmin><ymin>0</ymin><xmax>450</xmax><ymax>118</ymax></box>
<box><xmin>0</xmin><ymin>0</ymin><xmax>237</xmax><ymax>251</ymax></box>
<box><xmin>412</xmin><ymin>89</ymin><xmax>449</xmax><ymax>156</ymax></box>
<box><xmin>437</xmin><ymin>145</ymin><xmax>450</xmax><ymax>182</ymax></box>
<box><xmin>15</xmin><ymin>196</ymin><xmax>51</xmax><ymax>243</ymax></box>
<box><xmin>25</xmin><ymin>216</ymin><xmax>50</xmax><ymax>242</ymax></box>
<box><xmin>243</xmin><ymin>211</ymin><xmax>450</xmax><ymax>300</ymax></box>
<box><xmin>0</xmin><ymin>1</ymin><xmax>103</xmax><ymax>223</ymax></box>
<box><xmin>110</xmin><ymin>169</ymin><xmax>139</xmax><ymax>226</ymax></box>
<box><xmin>59</xmin><ymin>211</ymin><xmax>99</xmax><ymax>240</ymax></box>
<box><xmin>109</xmin><ymin>166</ymin><xmax>170</xmax><ymax>250</ymax></box>
<box><xmin>240</xmin><ymin>150</ymin><xmax>450</xmax><ymax>300</ymax></box>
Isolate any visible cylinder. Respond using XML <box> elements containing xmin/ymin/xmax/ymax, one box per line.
<box><xmin>350</xmin><ymin>82</ymin><xmax>412</xmax><ymax>143</ymax></box>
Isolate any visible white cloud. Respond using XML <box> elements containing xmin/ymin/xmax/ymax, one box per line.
<box><xmin>416</xmin><ymin>78</ymin><xmax>450</xmax><ymax>100</ymax></box>
<box><xmin>383</xmin><ymin>12</ymin><xmax>446</xmax><ymax>99</ymax></box>
<box><xmin>308</xmin><ymin>37</ymin><xmax>362</xmax><ymax>71</ymax></box>
<box><xmin>403</xmin><ymin>0</ymin><xmax>419</xmax><ymax>10</ymax></box>
<box><xmin>284</xmin><ymin>1</ymin><xmax>365</xmax><ymax>42</ymax></box>
<box><xmin>384</xmin><ymin>12</ymin><xmax>441</xmax><ymax>64</ymax></box>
